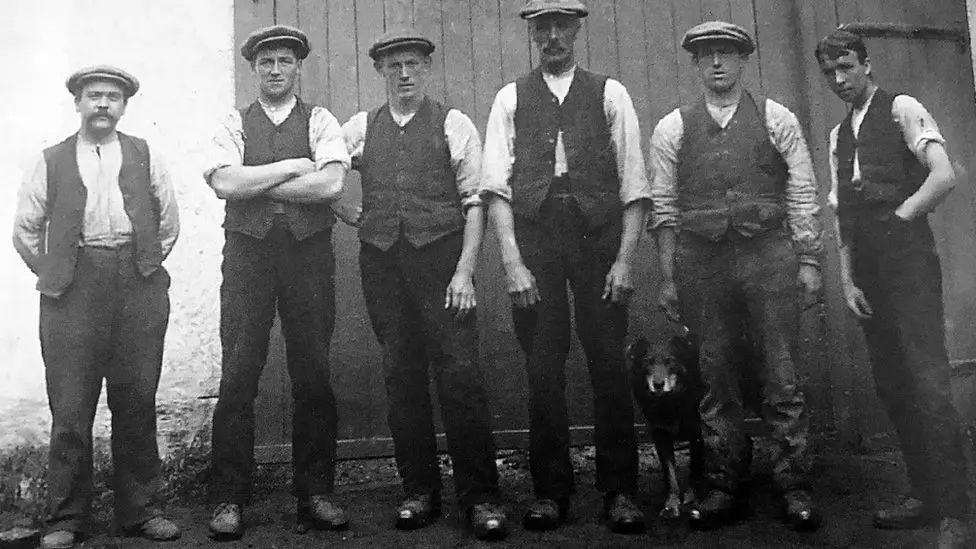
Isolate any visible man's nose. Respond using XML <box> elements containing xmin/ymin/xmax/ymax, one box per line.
<box><xmin>270</xmin><ymin>61</ymin><xmax>282</xmax><ymax>74</ymax></box>
<box><xmin>711</xmin><ymin>52</ymin><xmax>722</xmax><ymax>66</ymax></box>
<box><xmin>96</xmin><ymin>97</ymin><xmax>110</xmax><ymax>108</ymax></box>
<box><xmin>399</xmin><ymin>65</ymin><xmax>410</xmax><ymax>79</ymax></box>
<box><xmin>548</xmin><ymin>26</ymin><xmax>559</xmax><ymax>41</ymax></box>
<box><xmin>834</xmin><ymin>71</ymin><xmax>845</xmax><ymax>85</ymax></box>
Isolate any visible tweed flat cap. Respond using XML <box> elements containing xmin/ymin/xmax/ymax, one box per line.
<box><xmin>240</xmin><ymin>24</ymin><xmax>310</xmax><ymax>61</ymax></box>
<box><xmin>681</xmin><ymin>21</ymin><xmax>755</xmax><ymax>54</ymax></box>
<box><xmin>368</xmin><ymin>28</ymin><xmax>435</xmax><ymax>60</ymax></box>
<box><xmin>519</xmin><ymin>0</ymin><xmax>588</xmax><ymax>19</ymax></box>
<box><xmin>66</xmin><ymin>65</ymin><xmax>139</xmax><ymax>97</ymax></box>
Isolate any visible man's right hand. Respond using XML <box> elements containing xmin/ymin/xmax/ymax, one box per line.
<box><xmin>843</xmin><ymin>283</ymin><xmax>873</xmax><ymax>319</ymax></box>
<box><xmin>285</xmin><ymin>157</ymin><xmax>316</xmax><ymax>177</ymax></box>
<box><xmin>658</xmin><ymin>279</ymin><xmax>680</xmax><ymax>323</ymax></box>
<box><xmin>505</xmin><ymin>261</ymin><xmax>540</xmax><ymax>308</ymax></box>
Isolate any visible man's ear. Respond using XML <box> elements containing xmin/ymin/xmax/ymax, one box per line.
<box><xmin>864</xmin><ymin>57</ymin><xmax>871</xmax><ymax>77</ymax></box>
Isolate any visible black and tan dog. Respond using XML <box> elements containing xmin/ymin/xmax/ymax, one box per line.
<box><xmin>626</xmin><ymin>335</ymin><xmax>704</xmax><ymax>520</ymax></box>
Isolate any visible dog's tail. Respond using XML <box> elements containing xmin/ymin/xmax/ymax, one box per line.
<box><xmin>626</xmin><ymin>337</ymin><xmax>650</xmax><ymax>362</ymax></box>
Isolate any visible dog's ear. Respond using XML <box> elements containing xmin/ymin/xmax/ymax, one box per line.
<box><xmin>626</xmin><ymin>337</ymin><xmax>649</xmax><ymax>362</ymax></box>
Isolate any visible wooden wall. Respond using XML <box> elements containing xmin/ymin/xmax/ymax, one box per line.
<box><xmin>234</xmin><ymin>0</ymin><xmax>976</xmax><ymax>458</ymax></box>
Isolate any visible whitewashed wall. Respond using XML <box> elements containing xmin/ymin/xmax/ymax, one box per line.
<box><xmin>0</xmin><ymin>0</ymin><xmax>234</xmax><ymax>449</ymax></box>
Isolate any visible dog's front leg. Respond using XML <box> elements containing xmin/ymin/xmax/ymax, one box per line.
<box><xmin>652</xmin><ymin>430</ymin><xmax>682</xmax><ymax>519</ymax></box>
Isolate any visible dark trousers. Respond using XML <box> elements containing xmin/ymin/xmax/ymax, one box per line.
<box><xmin>359</xmin><ymin>234</ymin><xmax>499</xmax><ymax>507</ymax></box>
<box><xmin>851</xmin><ymin>213</ymin><xmax>969</xmax><ymax>518</ymax></box>
<box><xmin>210</xmin><ymin>223</ymin><xmax>338</xmax><ymax>504</ymax></box>
<box><xmin>40</xmin><ymin>246</ymin><xmax>170</xmax><ymax>533</ymax></box>
<box><xmin>512</xmin><ymin>197</ymin><xmax>637</xmax><ymax>499</ymax></box>
<box><xmin>676</xmin><ymin>229</ymin><xmax>811</xmax><ymax>494</ymax></box>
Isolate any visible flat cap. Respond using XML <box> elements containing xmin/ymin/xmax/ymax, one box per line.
<box><xmin>240</xmin><ymin>24</ymin><xmax>310</xmax><ymax>61</ymax></box>
<box><xmin>519</xmin><ymin>0</ymin><xmax>588</xmax><ymax>19</ymax></box>
<box><xmin>368</xmin><ymin>28</ymin><xmax>435</xmax><ymax>60</ymax></box>
<box><xmin>681</xmin><ymin>20</ymin><xmax>755</xmax><ymax>54</ymax></box>
<box><xmin>66</xmin><ymin>65</ymin><xmax>140</xmax><ymax>97</ymax></box>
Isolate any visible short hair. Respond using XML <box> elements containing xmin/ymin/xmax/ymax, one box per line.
<box><xmin>815</xmin><ymin>28</ymin><xmax>868</xmax><ymax>64</ymax></box>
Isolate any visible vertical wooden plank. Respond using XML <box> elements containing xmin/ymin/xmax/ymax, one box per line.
<box><xmin>700</xmin><ymin>0</ymin><xmax>732</xmax><ymax>21</ymax></box>
<box><xmin>384</xmin><ymin>0</ymin><xmax>413</xmax><ymax>29</ymax></box>
<box><xmin>498</xmin><ymin>0</ymin><xmax>531</xmax><ymax>84</ymax></box>
<box><xmin>412</xmin><ymin>0</ymin><xmax>447</xmax><ymax>102</ymax></box>
<box><xmin>234</xmin><ymin>0</ymin><xmax>276</xmax><ymax>106</ymax></box>
<box><xmin>327</xmin><ymin>0</ymin><xmax>360</xmax><ymax>121</ymax></box>
<box><xmin>614</xmin><ymin>0</ymin><xmax>651</xmax><ymax>155</ymax></box>
<box><xmin>441</xmin><ymin>0</ymin><xmax>475</xmax><ymax>114</ymax></box>
<box><xmin>470</xmin><ymin>0</ymin><xmax>503</xmax><ymax>130</ymax></box>
<box><xmin>643</xmin><ymin>0</ymin><xmax>680</xmax><ymax>120</ymax></box>
<box><xmin>752</xmin><ymin>0</ymin><xmax>801</xmax><ymax>106</ymax></box>
<box><xmin>585</xmin><ymin>0</ymin><xmax>619</xmax><ymax>76</ymax></box>
<box><xmin>298</xmin><ymin>0</ymin><xmax>331</xmax><ymax>107</ymax></box>
<box><xmin>728</xmin><ymin>0</ymin><xmax>760</xmax><ymax>93</ymax></box>
<box><xmin>672</xmin><ymin>0</ymin><xmax>705</xmax><ymax>101</ymax></box>
<box><xmin>356</xmin><ymin>0</ymin><xmax>387</xmax><ymax>111</ymax></box>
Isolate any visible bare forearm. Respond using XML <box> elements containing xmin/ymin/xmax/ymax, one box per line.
<box><xmin>209</xmin><ymin>160</ymin><xmax>298</xmax><ymax>200</ymax></box>
<box><xmin>455</xmin><ymin>205</ymin><xmax>485</xmax><ymax>275</ymax></box>
<box><xmin>615</xmin><ymin>199</ymin><xmax>646</xmax><ymax>264</ymax></box>
<box><xmin>487</xmin><ymin>196</ymin><xmax>523</xmax><ymax>267</ymax></box>
<box><xmin>266</xmin><ymin>163</ymin><xmax>345</xmax><ymax>203</ymax></box>
<box><xmin>654</xmin><ymin>226</ymin><xmax>676</xmax><ymax>283</ymax></box>
<box><xmin>899</xmin><ymin>169</ymin><xmax>955</xmax><ymax>219</ymax></box>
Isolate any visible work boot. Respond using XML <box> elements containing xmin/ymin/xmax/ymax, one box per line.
<box><xmin>125</xmin><ymin>516</ymin><xmax>181</xmax><ymax>541</ymax></box>
<box><xmin>298</xmin><ymin>495</ymin><xmax>349</xmax><ymax>531</ymax></box>
<box><xmin>604</xmin><ymin>493</ymin><xmax>646</xmax><ymax>534</ymax></box>
<box><xmin>39</xmin><ymin>530</ymin><xmax>76</xmax><ymax>549</ymax></box>
<box><xmin>689</xmin><ymin>489</ymin><xmax>738</xmax><ymax>530</ymax></box>
<box><xmin>467</xmin><ymin>502</ymin><xmax>507</xmax><ymax>541</ymax></box>
<box><xmin>873</xmin><ymin>497</ymin><xmax>933</xmax><ymax>529</ymax></box>
<box><xmin>522</xmin><ymin>497</ymin><xmax>568</xmax><ymax>531</ymax></box>
<box><xmin>937</xmin><ymin>517</ymin><xmax>971</xmax><ymax>549</ymax></box>
<box><xmin>394</xmin><ymin>492</ymin><xmax>440</xmax><ymax>530</ymax></box>
<box><xmin>783</xmin><ymin>490</ymin><xmax>821</xmax><ymax>531</ymax></box>
<box><xmin>208</xmin><ymin>502</ymin><xmax>243</xmax><ymax>541</ymax></box>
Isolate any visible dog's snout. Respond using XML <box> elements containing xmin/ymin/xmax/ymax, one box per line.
<box><xmin>652</xmin><ymin>379</ymin><xmax>666</xmax><ymax>392</ymax></box>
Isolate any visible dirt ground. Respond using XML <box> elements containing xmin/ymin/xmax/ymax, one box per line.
<box><xmin>2</xmin><ymin>437</ymin><xmax>968</xmax><ymax>549</ymax></box>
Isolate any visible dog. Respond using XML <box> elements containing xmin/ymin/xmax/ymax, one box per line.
<box><xmin>626</xmin><ymin>334</ymin><xmax>704</xmax><ymax>520</ymax></box>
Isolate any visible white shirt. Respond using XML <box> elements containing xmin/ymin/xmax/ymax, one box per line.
<box><xmin>480</xmin><ymin>65</ymin><xmax>651</xmax><ymax>206</ymax></box>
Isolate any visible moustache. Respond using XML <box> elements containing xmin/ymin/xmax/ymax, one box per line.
<box><xmin>542</xmin><ymin>46</ymin><xmax>565</xmax><ymax>56</ymax></box>
<box><xmin>87</xmin><ymin>111</ymin><xmax>116</xmax><ymax>122</ymax></box>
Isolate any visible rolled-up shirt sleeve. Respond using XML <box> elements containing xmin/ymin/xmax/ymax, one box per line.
<box><xmin>309</xmin><ymin>106</ymin><xmax>351</xmax><ymax>170</ymax></box>
<box><xmin>12</xmin><ymin>154</ymin><xmax>49</xmax><ymax>271</ymax></box>
<box><xmin>892</xmin><ymin>95</ymin><xmax>945</xmax><ymax>163</ymax></box>
<box><xmin>203</xmin><ymin>110</ymin><xmax>245</xmax><ymax>183</ymax></box>
<box><xmin>480</xmin><ymin>83</ymin><xmax>517</xmax><ymax>202</ymax></box>
<box><xmin>148</xmin><ymin>145</ymin><xmax>180</xmax><ymax>258</ymax></box>
<box><xmin>766</xmin><ymin>99</ymin><xmax>823</xmax><ymax>263</ymax></box>
<box><xmin>342</xmin><ymin>111</ymin><xmax>368</xmax><ymax>163</ymax></box>
<box><xmin>445</xmin><ymin>109</ymin><xmax>484</xmax><ymax>211</ymax></box>
<box><xmin>604</xmin><ymin>79</ymin><xmax>650</xmax><ymax>205</ymax></box>
<box><xmin>648</xmin><ymin>108</ymin><xmax>683</xmax><ymax>230</ymax></box>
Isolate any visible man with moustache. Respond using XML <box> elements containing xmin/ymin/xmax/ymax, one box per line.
<box><xmin>203</xmin><ymin>25</ymin><xmax>350</xmax><ymax>540</ymax></box>
<box><xmin>340</xmin><ymin>29</ymin><xmax>507</xmax><ymax>541</ymax></box>
<box><xmin>481</xmin><ymin>0</ymin><xmax>649</xmax><ymax>533</ymax></box>
<box><xmin>816</xmin><ymin>28</ymin><xmax>969</xmax><ymax>548</ymax></box>
<box><xmin>648</xmin><ymin>21</ymin><xmax>823</xmax><ymax>530</ymax></box>
<box><xmin>13</xmin><ymin>66</ymin><xmax>181</xmax><ymax>548</ymax></box>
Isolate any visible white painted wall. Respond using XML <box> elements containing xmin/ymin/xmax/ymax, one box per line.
<box><xmin>0</xmin><ymin>0</ymin><xmax>234</xmax><ymax>448</ymax></box>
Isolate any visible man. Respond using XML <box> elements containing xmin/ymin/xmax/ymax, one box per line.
<box><xmin>816</xmin><ymin>28</ymin><xmax>970</xmax><ymax>548</ymax></box>
<box><xmin>13</xmin><ymin>66</ymin><xmax>181</xmax><ymax>548</ymax></box>
<box><xmin>203</xmin><ymin>25</ymin><xmax>350</xmax><ymax>540</ymax></box>
<box><xmin>648</xmin><ymin>21</ymin><xmax>823</xmax><ymax>531</ymax></box>
<box><xmin>340</xmin><ymin>28</ymin><xmax>507</xmax><ymax>541</ymax></box>
<box><xmin>481</xmin><ymin>0</ymin><xmax>649</xmax><ymax>534</ymax></box>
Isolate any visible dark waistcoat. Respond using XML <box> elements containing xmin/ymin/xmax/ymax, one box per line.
<box><xmin>512</xmin><ymin>67</ymin><xmax>621</xmax><ymax>230</ymax></box>
<box><xmin>224</xmin><ymin>99</ymin><xmax>335</xmax><ymax>240</ymax></box>
<box><xmin>676</xmin><ymin>91</ymin><xmax>789</xmax><ymax>240</ymax></box>
<box><xmin>359</xmin><ymin>97</ymin><xmax>463</xmax><ymax>250</ymax></box>
<box><xmin>40</xmin><ymin>132</ymin><xmax>161</xmax><ymax>297</ymax></box>
<box><xmin>835</xmin><ymin>88</ymin><xmax>928</xmax><ymax>216</ymax></box>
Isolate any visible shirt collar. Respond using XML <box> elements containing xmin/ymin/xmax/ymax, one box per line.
<box><xmin>258</xmin><ymin>94</ymin><xmax>297</xmax><ymax>115</ymax></box>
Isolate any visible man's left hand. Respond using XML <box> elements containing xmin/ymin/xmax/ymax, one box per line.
<box><xmin>797</xmin><ymin>264</ymin><xmax>823</xmax><ymax>310</ymax></box>
<box><xmin>445</xmin><ymin>271</ymin><xmax>477</xmax><ymax>319</ymax></box>
<box><xmin>603</xmin><ymin>260</ymin><xmax>635</xmax><ymax>305</ymax></box>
